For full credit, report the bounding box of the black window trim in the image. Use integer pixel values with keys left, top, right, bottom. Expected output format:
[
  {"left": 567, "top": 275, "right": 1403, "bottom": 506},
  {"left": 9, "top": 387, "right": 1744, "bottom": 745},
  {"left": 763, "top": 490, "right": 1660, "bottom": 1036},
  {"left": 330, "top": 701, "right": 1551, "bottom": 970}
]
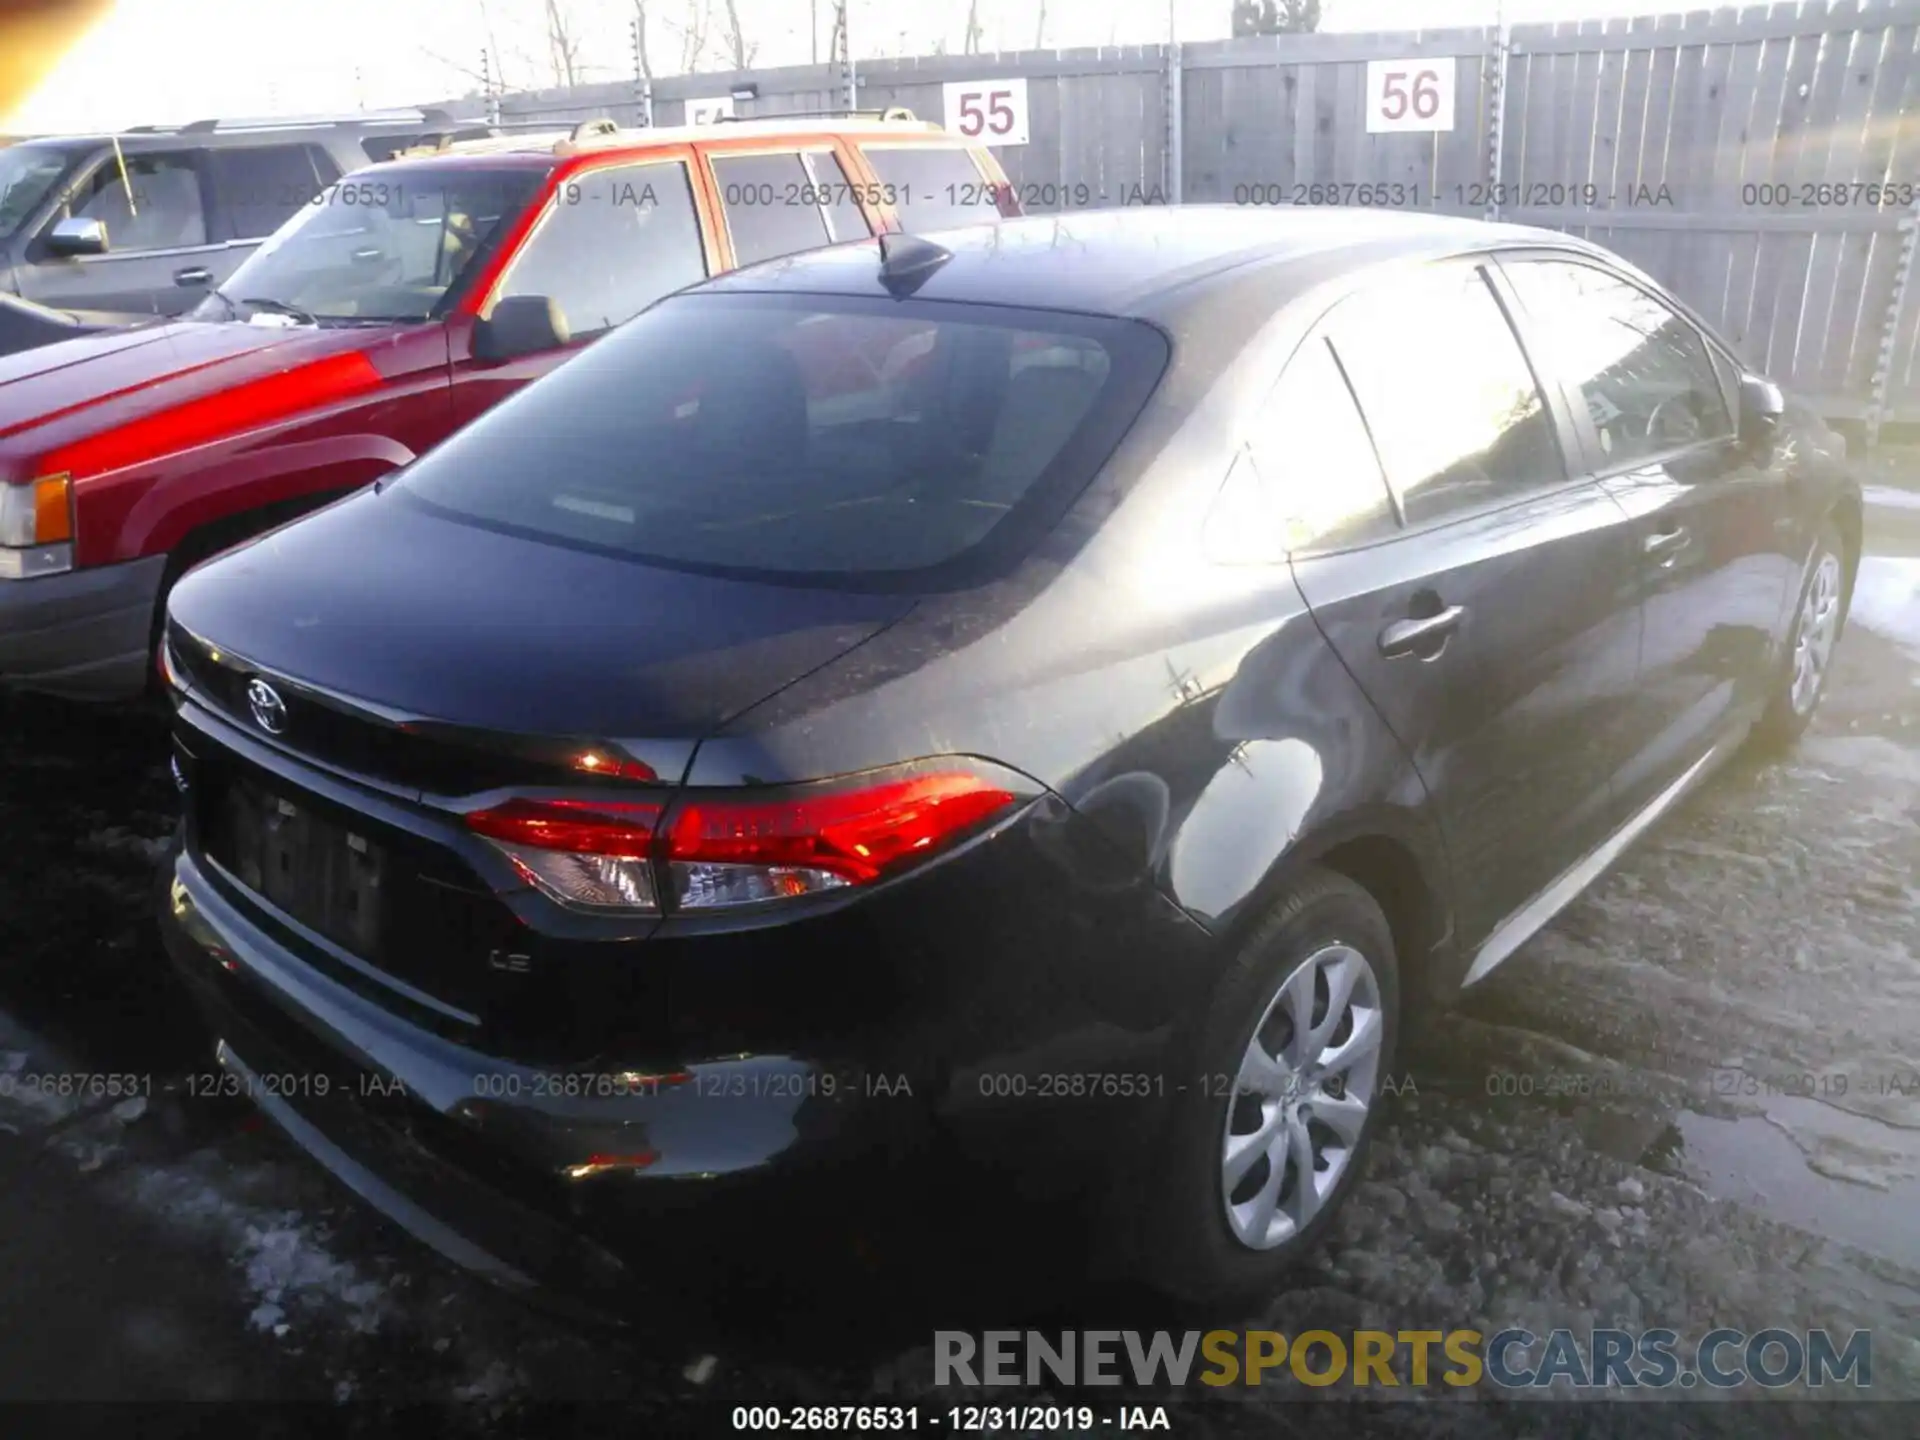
[
  {"left": 479, "top": 152, "right": 711, "bottom": 333},
  {"left": 1488, "top": 246, "right": 1742, "bottom": 483},
  {"left": 1276, "top": 251, "right": 1590, "bottom": 554}
]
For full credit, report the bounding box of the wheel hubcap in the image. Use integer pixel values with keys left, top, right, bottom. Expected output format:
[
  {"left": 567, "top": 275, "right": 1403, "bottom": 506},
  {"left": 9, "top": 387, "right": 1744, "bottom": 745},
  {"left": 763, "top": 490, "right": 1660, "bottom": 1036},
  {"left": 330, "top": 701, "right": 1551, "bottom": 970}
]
[
  {"left": 1220, "top": 942, "right": 1384, "bottom": 1251},
  {"left": 1789, "top": 552, "right": 1842, "bottom": 717}
]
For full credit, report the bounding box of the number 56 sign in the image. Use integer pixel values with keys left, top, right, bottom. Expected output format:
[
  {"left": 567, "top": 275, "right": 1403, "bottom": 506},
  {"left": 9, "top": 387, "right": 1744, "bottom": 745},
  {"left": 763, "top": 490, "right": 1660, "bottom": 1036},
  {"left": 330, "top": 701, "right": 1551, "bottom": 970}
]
[
  {"left": 942, "top": 78, "right": 1030, "bottom": 146},
  {"left": 1364, "top": 58, "right": 1456, "bottom": 133}
]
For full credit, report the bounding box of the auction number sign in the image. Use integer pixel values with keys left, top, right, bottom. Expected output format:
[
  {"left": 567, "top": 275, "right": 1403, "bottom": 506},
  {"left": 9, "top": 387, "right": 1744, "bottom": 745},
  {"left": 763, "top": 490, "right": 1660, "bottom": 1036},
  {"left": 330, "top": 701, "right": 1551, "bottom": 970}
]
[
  {"left": 686, "top": 96, "right": 735, "bottom": 125},
  {"left": 942, "top": 78, "right": 1030, "bottom": 146},
  {"left": 1364, "top": 58, "right": 1456, "bottom": 133}
]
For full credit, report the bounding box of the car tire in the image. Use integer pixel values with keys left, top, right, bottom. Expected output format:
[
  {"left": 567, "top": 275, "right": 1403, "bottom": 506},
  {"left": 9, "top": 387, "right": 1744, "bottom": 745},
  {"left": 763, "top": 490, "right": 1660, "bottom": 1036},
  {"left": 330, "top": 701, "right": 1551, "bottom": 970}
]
[
  {"left": 1753, "top": 522, "right": 1847, "bottom": 751},
  {"left": 1133, "top": 867, "right": 1400, "bottom": 1306}
]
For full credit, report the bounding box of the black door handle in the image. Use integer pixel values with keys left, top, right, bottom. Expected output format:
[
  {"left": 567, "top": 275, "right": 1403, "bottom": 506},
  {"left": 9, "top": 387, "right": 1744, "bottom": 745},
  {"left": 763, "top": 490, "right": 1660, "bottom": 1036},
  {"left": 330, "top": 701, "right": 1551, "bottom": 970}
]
[
  {"left": 174, "top": 266, "right": 212, "bottom": 286},
  {"left": 1379, "top": 604, "right": 1466, "bottom": 659}
]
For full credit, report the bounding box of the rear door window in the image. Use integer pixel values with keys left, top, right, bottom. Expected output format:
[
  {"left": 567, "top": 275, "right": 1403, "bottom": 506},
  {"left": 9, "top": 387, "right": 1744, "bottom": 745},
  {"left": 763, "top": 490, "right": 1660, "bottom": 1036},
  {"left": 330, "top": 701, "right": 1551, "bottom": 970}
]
[
  {"left": 207, "top": 144, "right": 339, "bottom": 240},
  {"left": 494, "top": 159, "right": 707, "bottom": 336},
  {"left": 394, "top": 292, "right": 1170, "bottom": 587},
  {"left": 1242, "top": 336, "right": 1398, "bottom": 553},
  {"left": 860, "top": 146, "right": 1001, "bottom": 232},
  {"left": 710, "top": 151, "right": 833, "bottom": 266}
]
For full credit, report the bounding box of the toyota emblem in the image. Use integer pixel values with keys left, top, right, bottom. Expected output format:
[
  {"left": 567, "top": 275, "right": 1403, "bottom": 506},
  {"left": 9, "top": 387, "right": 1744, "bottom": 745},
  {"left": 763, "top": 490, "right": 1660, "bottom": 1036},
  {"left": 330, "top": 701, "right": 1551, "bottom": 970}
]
[{"left": 246, "top": 678, "right": 289, "bottom": 735}]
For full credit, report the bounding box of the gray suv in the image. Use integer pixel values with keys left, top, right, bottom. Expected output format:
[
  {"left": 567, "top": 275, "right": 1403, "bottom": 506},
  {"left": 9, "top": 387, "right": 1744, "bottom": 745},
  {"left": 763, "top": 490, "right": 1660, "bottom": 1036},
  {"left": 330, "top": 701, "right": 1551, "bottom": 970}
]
[{"left": 0, "top": 109, "right": 490, "bottom": 355}]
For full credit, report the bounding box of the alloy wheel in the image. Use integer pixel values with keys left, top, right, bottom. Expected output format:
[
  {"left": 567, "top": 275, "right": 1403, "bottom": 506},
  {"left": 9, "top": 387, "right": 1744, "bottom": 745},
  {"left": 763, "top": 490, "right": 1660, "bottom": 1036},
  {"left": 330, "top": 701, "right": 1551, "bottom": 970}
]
[
  {"left": 1220, "top": 942, "right": 1384, "bottom": 1251},
  {"left": 1789, "top": 551, "right": 1842, "bottom": 717}
]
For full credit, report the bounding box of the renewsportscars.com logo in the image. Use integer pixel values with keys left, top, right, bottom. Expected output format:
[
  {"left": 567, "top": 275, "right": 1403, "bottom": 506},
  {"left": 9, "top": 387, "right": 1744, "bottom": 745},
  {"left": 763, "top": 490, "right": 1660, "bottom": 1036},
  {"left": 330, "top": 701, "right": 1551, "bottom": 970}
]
[{"left": 933, "top": 1328, "right": 1873, "bottom": 1390}]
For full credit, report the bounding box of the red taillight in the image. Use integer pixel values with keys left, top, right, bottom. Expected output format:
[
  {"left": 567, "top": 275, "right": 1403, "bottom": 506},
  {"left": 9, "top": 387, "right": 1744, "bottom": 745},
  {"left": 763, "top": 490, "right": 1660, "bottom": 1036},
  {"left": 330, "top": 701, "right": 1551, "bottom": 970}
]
[
  {"left": 662, "top": 772, "right": 1015, "bottom": 886},
  {"left": 464, "top": 797, "right": 664, "bottom": 857},
  {"left": 460, "top": 765, "right": 1025, "bottom": 914}
]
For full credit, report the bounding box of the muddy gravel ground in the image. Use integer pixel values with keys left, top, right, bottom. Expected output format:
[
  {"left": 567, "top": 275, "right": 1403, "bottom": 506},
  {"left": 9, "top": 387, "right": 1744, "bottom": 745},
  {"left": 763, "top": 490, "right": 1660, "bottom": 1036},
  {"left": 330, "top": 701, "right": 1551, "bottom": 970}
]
[{"left": 2, "top": 484, "right": 1918, "bottom": 1437}]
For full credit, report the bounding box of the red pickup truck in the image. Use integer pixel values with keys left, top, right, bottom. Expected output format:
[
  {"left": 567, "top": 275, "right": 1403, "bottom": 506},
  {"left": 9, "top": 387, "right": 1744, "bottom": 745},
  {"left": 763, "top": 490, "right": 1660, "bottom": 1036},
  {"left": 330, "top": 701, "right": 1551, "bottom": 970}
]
[{"left": 0, "top": 113, "right": 1013, "bottom": 700}]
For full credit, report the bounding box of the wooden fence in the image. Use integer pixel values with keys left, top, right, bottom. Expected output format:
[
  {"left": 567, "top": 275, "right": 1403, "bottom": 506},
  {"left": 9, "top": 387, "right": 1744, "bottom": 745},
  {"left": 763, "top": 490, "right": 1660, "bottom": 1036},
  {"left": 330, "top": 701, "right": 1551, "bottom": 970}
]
[{"left": 426, "top": 0, "right": 1920, "bottom": 438}]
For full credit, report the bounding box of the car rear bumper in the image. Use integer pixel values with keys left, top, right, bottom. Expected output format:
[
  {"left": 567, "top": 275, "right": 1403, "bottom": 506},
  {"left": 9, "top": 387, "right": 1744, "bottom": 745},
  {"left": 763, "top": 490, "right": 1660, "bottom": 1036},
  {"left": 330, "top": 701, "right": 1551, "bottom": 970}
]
[
  {"left": 158, "top": 845, "right": 941, "bottom": 1309},
  {"left": 0, "top": 553, "right": 166, "bottom": 701}
]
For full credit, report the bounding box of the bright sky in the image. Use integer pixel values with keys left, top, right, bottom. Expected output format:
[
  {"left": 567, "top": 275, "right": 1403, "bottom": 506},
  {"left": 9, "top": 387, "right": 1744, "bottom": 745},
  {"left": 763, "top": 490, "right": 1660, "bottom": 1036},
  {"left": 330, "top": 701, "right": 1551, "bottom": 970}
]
[{"left": 7, "top": 0, "right": 1661, "bottom": 133}]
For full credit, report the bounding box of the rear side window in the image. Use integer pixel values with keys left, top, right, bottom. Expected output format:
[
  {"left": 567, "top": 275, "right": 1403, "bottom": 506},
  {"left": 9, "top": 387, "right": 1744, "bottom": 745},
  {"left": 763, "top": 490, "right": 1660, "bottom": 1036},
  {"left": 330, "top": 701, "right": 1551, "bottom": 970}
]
[
  {"left": 1245, "top": 336, "right": 1397, "bottom": 552},
  {"left": 207, "top": 144, "right": 338, "bottom": 239},
  {"left": 1502, "top": 259, "right": 1735, "bottom": 467},
  {"left": 1328, "top": 265, "right": 1563, "bottom": 527},
  {"left": 495, "top": 160, "right": 707, "bottom": 336},
  {"left": 712, "top": 152, "right": 834, "bottom": 266},
  {"left": 394, "top": 292, "right": 1169, "bottom": 588},
  {"left": 860, "top": 147, "right": 1001, "bottom": 232}
]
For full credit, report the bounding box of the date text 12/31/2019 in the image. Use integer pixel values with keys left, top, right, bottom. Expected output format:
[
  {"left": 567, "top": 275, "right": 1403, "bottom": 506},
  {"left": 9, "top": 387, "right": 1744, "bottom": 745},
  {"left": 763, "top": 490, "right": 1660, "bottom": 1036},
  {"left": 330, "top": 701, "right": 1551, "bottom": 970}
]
[
  {"left": 731, "top": 1405, "right": 1173, "bottom": 1431},
  {"left": 1223, "top": 181, "right": 1678, "bottom": 210}
]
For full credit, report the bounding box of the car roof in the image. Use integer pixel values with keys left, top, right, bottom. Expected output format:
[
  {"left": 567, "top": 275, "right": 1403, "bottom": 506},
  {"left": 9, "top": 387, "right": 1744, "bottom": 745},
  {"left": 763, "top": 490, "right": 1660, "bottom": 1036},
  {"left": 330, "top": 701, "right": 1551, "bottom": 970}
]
[
  {"left": 696, "top": 205, "right": 1590, "bottom": 322},
  {"left": 19, "top": 114, "right": 451, "bottom": 151},
  {"left": 391, "top": 115, "right": 957, "bottom": 162}
]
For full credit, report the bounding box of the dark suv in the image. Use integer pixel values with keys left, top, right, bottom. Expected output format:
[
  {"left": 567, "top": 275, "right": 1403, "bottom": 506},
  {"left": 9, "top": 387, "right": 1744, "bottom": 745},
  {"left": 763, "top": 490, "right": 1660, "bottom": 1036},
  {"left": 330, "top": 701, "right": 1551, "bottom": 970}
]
[{"left": 0, "top": 109, "right": 482, "bottom": 351}]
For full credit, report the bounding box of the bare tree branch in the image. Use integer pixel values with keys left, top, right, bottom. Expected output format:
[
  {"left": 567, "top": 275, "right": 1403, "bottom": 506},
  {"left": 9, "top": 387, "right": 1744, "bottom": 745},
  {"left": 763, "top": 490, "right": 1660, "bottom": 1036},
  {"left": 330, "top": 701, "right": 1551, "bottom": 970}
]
[
  {"left": 964, "top": 0, "right": 982, "bottom": 55},
  {"left": 678, "top": 0, "right": 712, "bottom": 74},
  {"left": 721, "top": 0, "right": 753, "bottom": 70},
  {"left": 633, "top": 0, "right": 654, "bottom": 80},
  {"left": 418, "top": 45, "right": 492, "bottom": 88},
  {"left": 1035, "top": 0, "right": 1047, "bottom": 48},
  {"left": 544, "top": 0, "right": 582, "bottom": 87}
]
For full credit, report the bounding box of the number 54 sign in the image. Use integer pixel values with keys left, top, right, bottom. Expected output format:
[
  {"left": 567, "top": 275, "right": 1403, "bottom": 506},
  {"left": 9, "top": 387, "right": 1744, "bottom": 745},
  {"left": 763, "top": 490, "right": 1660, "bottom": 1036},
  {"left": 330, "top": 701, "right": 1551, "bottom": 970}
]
[
  {"left": 942, "top": 78, "right": 1029, "bottom": 146},
  {"left": 1365, "top": 58, "right": 1456, "bottom": 133}
]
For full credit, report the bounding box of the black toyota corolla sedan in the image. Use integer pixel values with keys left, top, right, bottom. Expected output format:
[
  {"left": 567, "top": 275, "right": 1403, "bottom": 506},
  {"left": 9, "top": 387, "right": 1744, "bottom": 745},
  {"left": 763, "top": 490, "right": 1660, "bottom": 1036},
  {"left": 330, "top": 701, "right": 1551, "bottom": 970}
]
[{"left": 157, "top": 206, "right": 1858, "bottom": 1307}]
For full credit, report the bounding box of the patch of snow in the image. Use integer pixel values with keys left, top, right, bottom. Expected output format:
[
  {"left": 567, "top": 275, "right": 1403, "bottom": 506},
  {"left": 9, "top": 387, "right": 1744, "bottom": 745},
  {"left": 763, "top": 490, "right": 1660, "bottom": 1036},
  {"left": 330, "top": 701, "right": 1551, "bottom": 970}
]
[
  {"left": 1863, "top": 485, "right": 1920, "bottom": 513},
  {"left": 1849, "top": 556, "right": 1920, "bottom": 658},
  {"left": 119, "top": 1162, "right": 390, "bottom": 1338}
]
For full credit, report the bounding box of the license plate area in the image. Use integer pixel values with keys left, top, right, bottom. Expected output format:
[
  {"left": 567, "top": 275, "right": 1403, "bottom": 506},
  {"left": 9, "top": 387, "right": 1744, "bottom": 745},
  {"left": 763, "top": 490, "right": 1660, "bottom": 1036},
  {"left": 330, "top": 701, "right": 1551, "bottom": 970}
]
[{"left": 217, "top": 774, "right": 387, "bottom": 959}]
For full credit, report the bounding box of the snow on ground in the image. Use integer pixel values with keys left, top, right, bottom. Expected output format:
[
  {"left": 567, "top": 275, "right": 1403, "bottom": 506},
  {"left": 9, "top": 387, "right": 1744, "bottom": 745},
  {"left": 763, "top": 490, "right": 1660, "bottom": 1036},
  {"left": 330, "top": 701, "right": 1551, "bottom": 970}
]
[
  {"left": 1849, "top": 556, "right": 1920, "bottom": 659},
  {"left": 1863, "top": 485, "right": 1920, "bottom": 514}
]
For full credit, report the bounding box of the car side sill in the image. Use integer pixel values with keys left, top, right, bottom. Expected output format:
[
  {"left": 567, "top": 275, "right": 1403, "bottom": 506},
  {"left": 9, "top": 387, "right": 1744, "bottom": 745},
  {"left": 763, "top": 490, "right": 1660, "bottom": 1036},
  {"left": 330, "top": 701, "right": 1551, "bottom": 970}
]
[{"left": 1460, "top": 731, "right": 1740, "bottom": 988}]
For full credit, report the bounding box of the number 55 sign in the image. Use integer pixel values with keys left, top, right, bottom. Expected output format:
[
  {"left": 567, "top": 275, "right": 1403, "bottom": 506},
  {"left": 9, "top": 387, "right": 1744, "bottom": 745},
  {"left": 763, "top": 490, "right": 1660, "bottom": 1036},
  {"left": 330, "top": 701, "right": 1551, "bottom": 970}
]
[
  {"left": 943, "top": 78, "right": 1030, "bottom": 146},
  {"left": 1365, "top": 59, "right": 1456, "bottom": 133}
]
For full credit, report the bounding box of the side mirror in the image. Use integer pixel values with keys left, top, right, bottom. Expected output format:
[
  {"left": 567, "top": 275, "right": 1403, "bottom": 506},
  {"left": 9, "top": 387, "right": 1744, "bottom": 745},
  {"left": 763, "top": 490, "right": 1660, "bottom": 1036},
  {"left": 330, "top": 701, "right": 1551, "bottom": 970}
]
[
  {"left": 46, "top": 216, "right": 108, "bottom": 257},
  {"left": 473, "top": 294, "right": 569, "bottom": 362},
  {"left": 1737, "top": 373, "right": 1785, "bottom": 451}
]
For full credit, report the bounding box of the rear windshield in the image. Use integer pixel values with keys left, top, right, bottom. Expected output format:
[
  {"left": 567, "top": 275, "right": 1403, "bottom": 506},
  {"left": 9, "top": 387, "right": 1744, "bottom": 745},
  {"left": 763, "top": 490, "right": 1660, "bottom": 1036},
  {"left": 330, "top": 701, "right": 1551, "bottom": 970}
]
[{"left": 393, "top": 291, "right": 1168, "bottom": 589}]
